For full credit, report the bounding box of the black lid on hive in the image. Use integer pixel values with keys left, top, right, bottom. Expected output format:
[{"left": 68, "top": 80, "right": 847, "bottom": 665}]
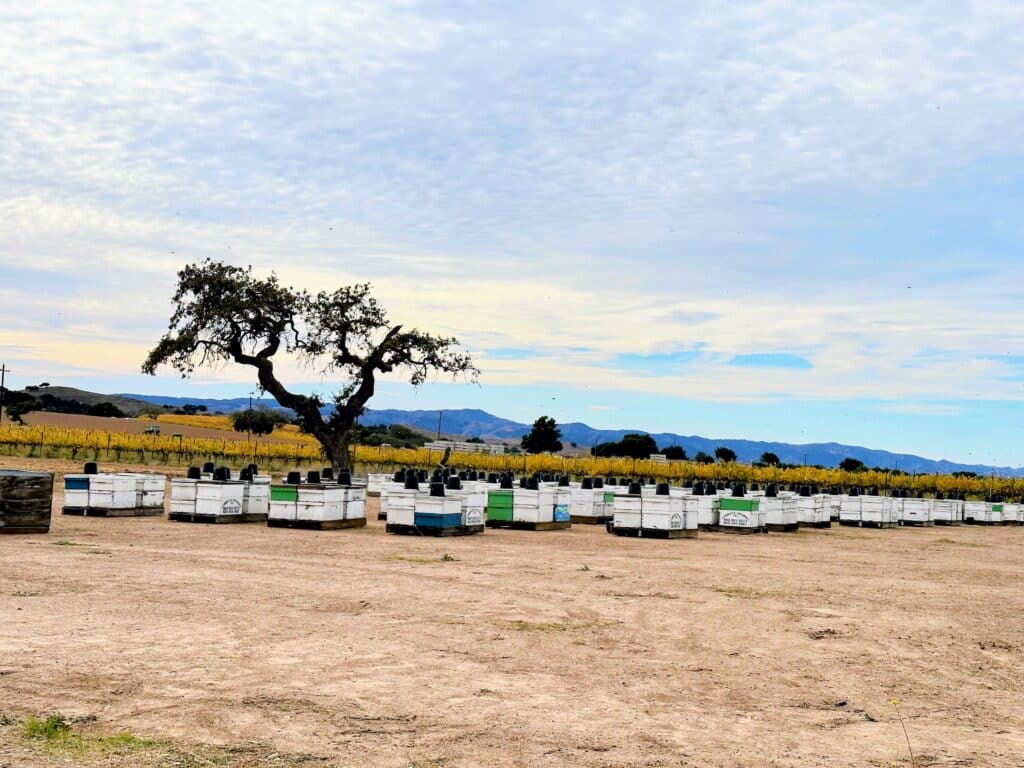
[
  {"left": 213, "top": 467, "right": 230, "bottom": 482},
  {"left": 606, "top": 477, "right": 617, "bottom": 486},
  {"left": 500, "top": 476, "right": 513, "bottom": 489},
  {"left": 732, "top": 483, "right": 745, "bottom": 497},
  {"left": 240, "top": 468, "right": 253, "bottom": 482},
  {"left": 203, "top": 462, "right": 215, "bottom": 473},
  {"left": 693, "top": 483, "right": 705, "bottom": 496},
  {"left": 581, "top": 477, "right": 593, "bottom": 490},
  {"left": 84, "top": 462, "right": 98, "bottom": 475},
  {"left": 765, "top": 484, "right": 777, "bottom": 498},
  {"left": 393, "top": 470, "right": 405, "bottom": 483},
  {"left": 321, "top": 467, "right": 334, "bottom": 480},
  {"left": 187, "top": 466, "right": 201, "bottom": 480},
  {"left": 429, "top": 481, "right": 445, "bottom": 497},
  {"left": 527, "top": 477, "right": 539, "bottom": 491},
  {"left": 306, "top": 470, "right": 321, "bottom": 485},
  {"left": 286, "top": 471, "right": 301, "bottom": 485},
  {"left": 404, "top": 475, "right": 419, "bottom": 490},
  {"left": 593, "top": 477, "right": 604, "bottom": 488},
  {"left": 446, "top": 476, "right": 462, "bottom": 491},
  {"left": 656, "top": 482, "right": 670, "bottom": 496},
  {"left": 558, "top": 475, "right": 570, "bottom": 487},
  {"left": 338, "top": 469, "right": 352, "bottom": 486},
  {"left": 488, "top": 472, "right": 499, "bottom": 483},
  {"left": 627, "top": 481, "right": 642, "bottom": 495},
  {"left": 519, "top": 477, "right": 529, "bottom": 488}
]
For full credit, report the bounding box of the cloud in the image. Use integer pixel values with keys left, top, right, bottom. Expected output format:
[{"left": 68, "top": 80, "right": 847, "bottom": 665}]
[
  {"left": 2, "top": 0, "right": 1024, "bottom": 429},
  {"left": 727, "top": 354, "right": 814, "bottom": 371}
]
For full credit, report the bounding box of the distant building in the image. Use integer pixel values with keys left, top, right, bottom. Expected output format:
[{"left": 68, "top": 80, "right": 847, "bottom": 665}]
[
  {"left": 424, "top": 440, "right": 504, "bottom": 456},
  {"left": 648, "top": 454, "right": 668, "bottom": 464}
]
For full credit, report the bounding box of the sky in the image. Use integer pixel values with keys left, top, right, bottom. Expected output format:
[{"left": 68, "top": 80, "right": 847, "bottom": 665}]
[{"left": 2, "top": 1, "right": 1024, "bottom": 465}]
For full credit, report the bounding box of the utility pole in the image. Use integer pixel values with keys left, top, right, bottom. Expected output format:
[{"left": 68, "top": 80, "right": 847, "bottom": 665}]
[
  {"left": 0, "top": 363, "right": 8, "bottom": 422},
  {"left": 247, "top": 391, "right": 254, "bottom": 442},
  {"left": 436, "top": 410, "right": 443, "bottom": 440}
]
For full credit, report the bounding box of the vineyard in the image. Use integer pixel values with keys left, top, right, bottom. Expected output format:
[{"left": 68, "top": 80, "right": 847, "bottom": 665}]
[{"left": 0, "top": 421, "right": 1019, "bottom": 498}]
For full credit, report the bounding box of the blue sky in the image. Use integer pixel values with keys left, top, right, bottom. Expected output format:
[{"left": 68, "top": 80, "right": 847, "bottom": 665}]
[{"left": 2, "top": 1, "right": 1024, "bottom": 464}]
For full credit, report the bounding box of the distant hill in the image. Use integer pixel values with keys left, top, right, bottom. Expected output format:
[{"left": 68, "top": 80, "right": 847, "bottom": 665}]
[
  {"left": 16, "top": 386, "right": 152, "bottom": 416},
  {"left": 116, "top": 392, "right": 1024, "bottom": 476}
]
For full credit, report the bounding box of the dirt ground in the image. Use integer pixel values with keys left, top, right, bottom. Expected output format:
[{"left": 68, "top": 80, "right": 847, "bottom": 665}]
[{"left": 2, "top": 457, "right": 1023, "bottom": 767}]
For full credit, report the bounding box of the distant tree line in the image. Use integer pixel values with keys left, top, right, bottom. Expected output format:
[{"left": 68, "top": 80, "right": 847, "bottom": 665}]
[{"left": 0, "top": 389, "right": 129, "bottom": 423}]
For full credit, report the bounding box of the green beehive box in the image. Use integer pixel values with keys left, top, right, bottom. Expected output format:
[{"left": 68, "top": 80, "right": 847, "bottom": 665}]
[
  {"left": 270, "top": 486, "right": 298, "bottom": 502},
  {"left": 993, "top": 503, "right": 1004, "bottom": 513},
  {"left": 719, "top": 498, "right": 759, "bottom": 512},
  {"left": 603, "top": 492, "right": 615, "bottom": 504},
  {"left": 487, "top": 490, "right": 513, "bottom": 522}
]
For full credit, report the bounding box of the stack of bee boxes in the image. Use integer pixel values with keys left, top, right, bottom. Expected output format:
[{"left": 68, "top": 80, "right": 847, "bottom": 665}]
[
  {"left": 610, "top": 482, "right": 696, "bottom": 538},
  {"left": 569, "top": 478, "right": 613, "bottom": 523},
  {"left": 268, "top": 469, "right": 366, "bottom": 530},
  {"left": 717, "top": 485, "right": 765, "bottom": 534},
  {"left": 795, "top": 486, "right": 831, "bottom": 528},
  {"left": 486, "top": 477, "right": 568, "bottom": 530},
  {"left": 964, "top": 498, "right": 1004, "bottom": 525},
  {"left": 930, "top": 494, "right": 963, "bottom": 525},
  {"left": 63, "top": 464, "right": 166, "bottom": 517},
  {"left": 898, "top": 492, "right": 933, "bottom": 526},
  {"left": 759, "top": 485, "right": 799, "bottom": 532}
]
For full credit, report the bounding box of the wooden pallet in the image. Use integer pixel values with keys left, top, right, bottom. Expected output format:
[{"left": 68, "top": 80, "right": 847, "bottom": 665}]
[
  {"left": 570, "top": 515, "right": 612, "bottom": 524},
  {"left": 933, "top": 520, "right": 961, "bottom": 526},
  {"left": 63, "top": 506, "right": 164, "bottom": 518},
  {"left": 697, "top": 524, "right": 719, "bottom": 532},
  {"left": 485, "top": 520, "right": 571, "bottom": 531},
  {"left": 799, "top": 521, "right": 832, "bottom": 529},
  {"left": 766, "top": 523, "right": 800, "bottom": 533},
  {"left": 0, "top": 525, "right": 50, "bottom": 535},
  {"left": 385, "top": 523, "right": 484, "bottom": 537},
  {"left": 377, "top": 512, "right": 388, "bottom": 521},
  {"left": 267, "top": 517, "right": 367, "bottom": 530},
  {"left": 717, "top": 526, "right": 765, "bottom": 535},
  {"left": 899, "top": 520, "right": 934, "bottom": 527},
  {"left": 608, "top": 526, "right": 696, "bottom": 539},
  {"left": 169, "top": 513, "right": 269, "bottom": 524}
]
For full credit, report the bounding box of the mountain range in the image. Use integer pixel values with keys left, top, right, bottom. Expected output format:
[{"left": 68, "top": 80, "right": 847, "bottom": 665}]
[{"left": 112, "top": 392, "right": 1024, "bottom": 477}]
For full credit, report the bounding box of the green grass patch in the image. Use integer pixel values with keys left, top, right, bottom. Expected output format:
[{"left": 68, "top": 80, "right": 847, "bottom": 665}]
[
  {"left": 21, "top": 715, "right": 156, "bottom": 757},
  {"left": 508, "top": 620, "right": 568, "bottom": 632},
  {"left": 24, "top": 715, "right": 73, "bottom": 742},
  {"left": 54, "top": 540, "right": 78, "bottom": 547}
]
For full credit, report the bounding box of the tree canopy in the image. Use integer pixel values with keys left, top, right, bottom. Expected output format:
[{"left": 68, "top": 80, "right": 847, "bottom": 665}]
[
  {"left": 759, "top": 451, "right": 780, "bottom": 465},
  {"left": 714, "top": 446, "right": 737, "bottom": 462},
  {"left": 143, "top": 261, "right": 477, "bottom": 468},
  {"left": 521, "top": 416, "right": 563, "bottom": 454}
]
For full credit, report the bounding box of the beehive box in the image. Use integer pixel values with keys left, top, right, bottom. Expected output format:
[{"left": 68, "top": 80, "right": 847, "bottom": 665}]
[
  {"left": 267, "top": 483, "right": 366, "bottom": 530},
  {"left": 900, "top": 498, "right": 932, "bottom": 526},
  {"left": 685, "top": 494, "right": 722, "bottom": 530},
  {"left": 859, "top": 495, "right": 897, "bottom": 527},
  {"left": 568, "top": 487, "right": 613, "bottom": 523},
  {"left": 63, "top": 473, "right": 151, "bottom": 516},
  {"left": 839, "top": 495, "right": 862, "bottom": 525},
  {"left": 611, "top": 493, "right": 643, "bottom": 529},
  {"left": 718, "top": 497, "right": 763, "bottom": 533},
  {"left": 366, "top": 473, "right": 389, "bottom": 497},
  {"left": 0, "top": 470, "right": 54, "bottom": 535},
  {"left": 170, "top": 479, "right": 266, "bottom": 523},
  {"left": 382, "top": 486, "right": 416, "bottom": 526},
  {"left": 796, "top": 495, "right": 830, "bottom": 528},
  {"left": 242, "top": 477, "right": 270, "bottom": 520},
  {"left": 761, "top": 496, "right": 799, "bottom": 532},
  {"left": 413, "top": 494, "right": 463, "bottom": 528},
  {"left": 930, "top": 498, "right": 961, "bottom": 525},
  {"left": 1001, "top": 502, "right": 1022, "bottom": 524},
  {"left": 964, "top": 501, "right": 1003, "bottom": 525},
  {"left": 611, "top": 493, "right": 695, "bottom": 538}
]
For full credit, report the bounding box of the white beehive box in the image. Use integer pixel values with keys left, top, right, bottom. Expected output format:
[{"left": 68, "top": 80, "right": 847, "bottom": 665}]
[
  {"left": 63, "top": 474, "right": 91, "bottom": 508},
  {"left": 414, "top": 494, "right": 462, "bottom": 517},
  {"left": 196, "top": 481, "right": 245, "bottom": 518},
  {"left": 90, "top": 474, "right": 138, "bottom": 510},
  {"left": 900, "top": 498, "right": 932, "bottom": 525},
  {"left": 930, "top": 498, "right": 959, "bottom": 524},
  {"left": 796, "top": 495, "right": 830, "bottom": 526},
  {"left": 513, "top": 488, "right": 556, "bottom": 524},
  {"left": 839, "top": 495, "right": 862, "bottom": 524},
  {"left": 685, "top": 495, "right": 721, "bottom": 528},
  {"left": 965, "top": 501, "right": 1003, "bottom": 524},
  {"left": 717, "top": 497, "right": 762, "bottom": 531},
  {"left": 612, "top": 494, "right": 643, "bottom": 529},
  {"left": 640, "top": 494, "right": 686, "bottom": 531},
  {"left": 383, "top": 486, "right": 417, "bottom": 526},
  {"left": 860, "top": 495, "right": 888, "bottom": 526},
  {"left": 243, "top": 478, "right": 270, "bottom": 517},
  {"left": 457, "top": 488, "right": 487, "bottom": 527},
  {"left": 366, "top": 473, "right": 389, "bottom": 496},
  {"left": 296, "top": 485, "right": 344, "bottom": 522},
  {"left": 761, "top": 496, "right": 799, "bottom": 530},
  {"left": 170, "top": 478, "right": 198, "bottom": 517},
  {"left": 1001, "top": 502, "right": 1021, "bottom": 524},
  {"left": 569, "top": 488, "right": 597, "bottom": 519}
]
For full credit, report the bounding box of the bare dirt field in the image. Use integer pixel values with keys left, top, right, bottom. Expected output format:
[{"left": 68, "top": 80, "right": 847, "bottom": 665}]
[{"left": 2, "top": 457, "right": 1023, "bottom": 767}]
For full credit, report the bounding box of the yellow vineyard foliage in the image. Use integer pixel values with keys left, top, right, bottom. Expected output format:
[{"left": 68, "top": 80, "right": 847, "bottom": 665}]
[{"left": 1, "top": 422, "right": 1018, "bottom": 497}]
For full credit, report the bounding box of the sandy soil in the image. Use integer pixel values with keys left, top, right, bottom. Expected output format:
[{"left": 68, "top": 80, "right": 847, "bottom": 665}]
[{"left": 2, "top": 457, "right": 1023, "bottom": 767}]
